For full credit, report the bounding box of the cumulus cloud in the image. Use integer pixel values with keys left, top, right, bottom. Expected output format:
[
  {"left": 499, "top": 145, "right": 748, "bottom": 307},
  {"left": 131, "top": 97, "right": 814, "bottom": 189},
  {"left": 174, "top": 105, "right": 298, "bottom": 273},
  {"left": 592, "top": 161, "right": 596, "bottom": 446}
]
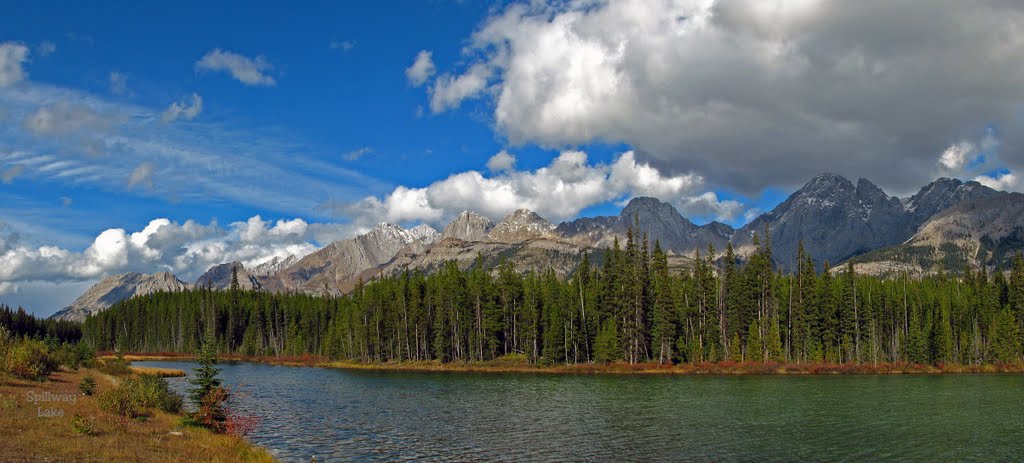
[
  {"left": 428, "top": 0, "right": 1024, "bottom": 193},
  {"left": 486, "top": 150, "right": 516, "bottom": 173},
  {"left": 0, "top": 282, "right": 16, "bottom": 295},
  {"left": 0, "top": 216, "right": 355, "bottom": 287},
  {"left": 406, "top": 50, "right": 436, "bottom": 87},
  {"left": 678, "top": 192, "right": 744, "bottom": 222},
  {"left": 127, "top": 162, "right": 155, "bottom": 190},
  {"left": 161, "top": 93, "right": 203, "bottom": 123},
  {"left": 196, "top": 49, "right": 276, "bottom": 86},
  {"left": 430, "top": 63, "right": 491, "bottom": 112},
  {"left": 343, "top": 150, "right": 704, "bottom": 226},
  {"left": 939, "top": 142, "right": 976, "bottom": 171},
  {"left": 975, "top": 171, "right": 1018, "bottom": 192},
  {"left": 0, "top": 42, "right": 29, "bottom": 86},
  {"left": 109, "top": 71, "right": 129, "bottom": 96}
]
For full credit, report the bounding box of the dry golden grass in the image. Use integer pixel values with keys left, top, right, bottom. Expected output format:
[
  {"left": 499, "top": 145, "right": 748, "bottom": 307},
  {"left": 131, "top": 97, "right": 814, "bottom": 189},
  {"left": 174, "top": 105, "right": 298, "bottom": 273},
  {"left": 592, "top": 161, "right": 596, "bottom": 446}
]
[
  {"left": 129, "top": 366, "right": 186, "bottom": 377},
  {"left": 0, "top": 368, "right": 277, "bottom": 463}
]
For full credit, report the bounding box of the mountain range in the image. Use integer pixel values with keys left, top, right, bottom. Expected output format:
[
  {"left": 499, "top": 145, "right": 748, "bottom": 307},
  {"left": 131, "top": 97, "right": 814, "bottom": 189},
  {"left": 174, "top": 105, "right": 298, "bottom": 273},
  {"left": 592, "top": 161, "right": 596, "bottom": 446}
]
[{"left": 50, "top": 173, "right": 1024, "bottom": 321}]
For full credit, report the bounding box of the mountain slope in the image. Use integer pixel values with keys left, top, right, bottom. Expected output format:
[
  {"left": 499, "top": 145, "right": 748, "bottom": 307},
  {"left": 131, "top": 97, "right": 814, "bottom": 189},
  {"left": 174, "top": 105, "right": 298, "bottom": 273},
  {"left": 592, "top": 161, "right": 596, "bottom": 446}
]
[
  {"left": 195, "top": 262, "right": 261, "bottom": 291},
  {"left": 441, "top": 211, "right": 495, "bottom": 241},
  {"left": 51, "top": 272, "right": 189, "bottom": 322},
  {"left": 487, "top": 209, "right": 558, "bottom": 243},
  {"left": 267, "top": 222, "right": 438, "bottom": 294},
  {"left": 848, "top": 192, "right": 1024, "bottom": 275},
  {"left": 557, "top": 197, "right": 734, "bottom": 254}
]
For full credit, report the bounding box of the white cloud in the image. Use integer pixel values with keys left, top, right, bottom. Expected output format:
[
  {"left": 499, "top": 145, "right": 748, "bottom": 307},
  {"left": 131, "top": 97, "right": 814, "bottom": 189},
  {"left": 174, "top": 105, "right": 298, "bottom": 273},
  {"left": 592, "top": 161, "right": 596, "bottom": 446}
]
[
  {"left": 0, "top": 281, "right": 16, "bottom": 295},
  {"left": 939, "top": 142, "right": 976, "bottom": 171},
  {"left": 196, "top": 49, "right": 276, "bottom": 86},
  {"left": 486, "top": 150, "right": 516, "bottom": 173},
  {"left": 406, "top": 50, "right": 436, "bottom": 87},
  {"left": 0, "top": 42, "right": 29, "bottom": 87},
  {"left": 1, "top": 83, "right": 385, "bottom": 219},
  {"left": 344, "top": 149, "right": 703, "bottom": 226},
  {"left": 975, "top": 171, "right": 1018, "bottom": 191},
  {"left": 127, "top": 162, "right": 155, "bottom": 190},
  {"left": 109, "top": 72, "right": 129, "bottom": 96},
  {"left": 36, "top": 41, "right": 56, "bottom": 57},
  {"left": 22, "top": 102, "right": 110, "bottom": 136},
  {"left": 0, "top": 215, "right": 356, "bottom": 288},
  {"left": 678, "top": 192, "right": 744, "bottom": 222},
  {"left": 430, "top": 63, "right": 491, "bottom": 112},
  {"left": 429, "top": 0, "right": 1024, "bottom": 193},
  {"left": 161, "top": 93, "right": 203, "bottom": 123}
]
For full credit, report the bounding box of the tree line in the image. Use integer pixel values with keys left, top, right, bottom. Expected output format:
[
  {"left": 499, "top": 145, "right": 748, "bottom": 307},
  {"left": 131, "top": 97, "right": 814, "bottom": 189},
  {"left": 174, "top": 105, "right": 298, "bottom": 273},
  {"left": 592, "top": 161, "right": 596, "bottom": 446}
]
[
  {"left": 81, "top": 227, "right": 1024, "bottom": 366},
  {"left": 0, "top": 305, "right": 82, "bottom": 344}
]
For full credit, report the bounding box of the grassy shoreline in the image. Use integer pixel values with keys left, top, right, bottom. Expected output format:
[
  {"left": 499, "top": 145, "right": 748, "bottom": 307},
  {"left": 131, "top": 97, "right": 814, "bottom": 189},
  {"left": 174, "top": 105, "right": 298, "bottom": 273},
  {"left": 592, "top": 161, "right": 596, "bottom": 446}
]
[
  {"left": 0, "top": 367, "right": 276, "bottom": 463},
  {"left": 105, "top": 351, "right": 1024, "bottom": 376}
]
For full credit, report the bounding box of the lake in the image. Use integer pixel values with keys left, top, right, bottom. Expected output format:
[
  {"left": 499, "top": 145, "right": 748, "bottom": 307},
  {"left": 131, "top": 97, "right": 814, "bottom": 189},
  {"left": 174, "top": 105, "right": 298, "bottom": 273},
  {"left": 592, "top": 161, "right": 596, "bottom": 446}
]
[{"left": 136, "top": 361, "right": 1024, "bottom": 462}]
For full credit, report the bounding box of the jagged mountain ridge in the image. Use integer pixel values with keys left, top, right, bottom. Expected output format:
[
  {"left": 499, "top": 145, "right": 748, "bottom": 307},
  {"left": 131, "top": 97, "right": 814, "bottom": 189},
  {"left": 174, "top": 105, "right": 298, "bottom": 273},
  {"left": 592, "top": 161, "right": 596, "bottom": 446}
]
[
  {"left": 51, "top": 272, "right": 190, "bottom": 322},
  {"left": 51, "top": 173, "right": 1022, "bottom": 319},
  {"left": 734, "top": 173, "right": 1001, "bottom": 271},
  {"left": 263, "top": 222, "right": 440, "bottom": 294}
]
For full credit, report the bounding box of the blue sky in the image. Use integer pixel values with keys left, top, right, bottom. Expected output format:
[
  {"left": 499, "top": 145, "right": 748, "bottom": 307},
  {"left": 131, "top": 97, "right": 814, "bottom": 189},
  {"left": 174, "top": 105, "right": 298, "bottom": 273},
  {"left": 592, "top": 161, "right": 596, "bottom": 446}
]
[{"left": 2, "top": 1, "right": 1023, "bottom": 315}]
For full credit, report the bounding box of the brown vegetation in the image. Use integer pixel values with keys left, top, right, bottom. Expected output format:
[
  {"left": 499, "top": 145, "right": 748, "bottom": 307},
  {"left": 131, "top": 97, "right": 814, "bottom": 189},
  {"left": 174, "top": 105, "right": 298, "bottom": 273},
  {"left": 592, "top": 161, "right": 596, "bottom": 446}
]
[{"left": 0, "top": 368, "right": 276, "bottom": 463}]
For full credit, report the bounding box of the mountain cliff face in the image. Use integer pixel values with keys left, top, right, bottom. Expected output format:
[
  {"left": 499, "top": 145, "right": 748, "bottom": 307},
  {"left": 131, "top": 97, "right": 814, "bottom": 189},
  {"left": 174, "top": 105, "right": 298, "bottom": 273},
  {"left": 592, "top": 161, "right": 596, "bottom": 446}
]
[
  {"left": 441, "top": 211, "right": 495, "bottom": 241},
  {"left": 51, "top": 272, "right": 189, "bottom": 322},
  {"left": 267, "top": 222, "right": 438, "bottom": 294},
  {"left": 195, "top": 261, "right": 261, "bottom": 291},
  {"left": 487, "top": 209, "right": 558, "bottom": 243}
]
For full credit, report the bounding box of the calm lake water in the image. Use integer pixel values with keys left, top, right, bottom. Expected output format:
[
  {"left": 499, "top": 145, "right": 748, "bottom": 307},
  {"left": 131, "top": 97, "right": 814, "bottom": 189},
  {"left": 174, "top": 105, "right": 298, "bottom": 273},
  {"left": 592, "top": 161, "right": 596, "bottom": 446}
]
[{"left": 136, "top": 360, "right": 1024, "bottom": 462}]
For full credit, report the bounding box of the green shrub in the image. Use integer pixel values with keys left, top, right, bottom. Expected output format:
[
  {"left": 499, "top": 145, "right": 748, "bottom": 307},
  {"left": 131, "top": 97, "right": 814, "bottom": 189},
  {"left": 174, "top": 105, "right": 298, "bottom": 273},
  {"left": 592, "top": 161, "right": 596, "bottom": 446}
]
[
  {"left": 134, "top": 375, "right": 183, "bottom": 413},
  {"left": 71, "top": 414, "right": 95, "bottom": 435},
  {"left": 97, "top": 375, "right": 183, "bottom": 417},
  {"left": 97, "top": 383, "right": 141, "bottom": 417},
  {"left": 79, "top": 375, "right": 96, "bottom": 396},
  {"left": 97, "top": 358, "right": 132, "bottom": 376},
  {"left": 51, "top": 342, "right": 96, "bottom": 370},
  {"left": 3, "top": 339, "right": 56, "bottom": 381}
]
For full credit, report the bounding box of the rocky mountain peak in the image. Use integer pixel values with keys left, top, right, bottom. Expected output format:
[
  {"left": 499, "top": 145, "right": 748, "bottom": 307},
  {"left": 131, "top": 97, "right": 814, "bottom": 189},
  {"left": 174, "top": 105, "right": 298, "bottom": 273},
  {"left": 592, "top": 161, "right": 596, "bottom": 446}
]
[
  {"left": 408, "top": 224, "right": 440, "bottom": 243},
  {"left": 905, "top": 177, "right": 999, "bottom": 223},
  {"left": 488, "top": 208, "right": 556, "bottom": 243},
  {"left": 441, "top": 211, "right": 495, "bottom": 241}
]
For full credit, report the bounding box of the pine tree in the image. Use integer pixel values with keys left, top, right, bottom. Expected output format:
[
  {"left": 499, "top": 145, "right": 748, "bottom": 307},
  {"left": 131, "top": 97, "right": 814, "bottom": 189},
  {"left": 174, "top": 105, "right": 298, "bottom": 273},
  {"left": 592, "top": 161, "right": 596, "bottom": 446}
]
[
  {"left": 594, "top": 318, "right": 620, "bottom": 363},
  {"left": 988, "top": 308, "right": 1022, "bottom": 364},
  {"left": 189, "top": 334, "right": 223, "bottom": 408}
]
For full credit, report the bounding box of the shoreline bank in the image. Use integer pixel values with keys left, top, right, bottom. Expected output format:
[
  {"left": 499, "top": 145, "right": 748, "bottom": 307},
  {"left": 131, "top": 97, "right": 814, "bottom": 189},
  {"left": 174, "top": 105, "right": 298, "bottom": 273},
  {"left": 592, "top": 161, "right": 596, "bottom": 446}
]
[{"left": 106, "top": 352, "right": 1024, "bottom": 376}]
